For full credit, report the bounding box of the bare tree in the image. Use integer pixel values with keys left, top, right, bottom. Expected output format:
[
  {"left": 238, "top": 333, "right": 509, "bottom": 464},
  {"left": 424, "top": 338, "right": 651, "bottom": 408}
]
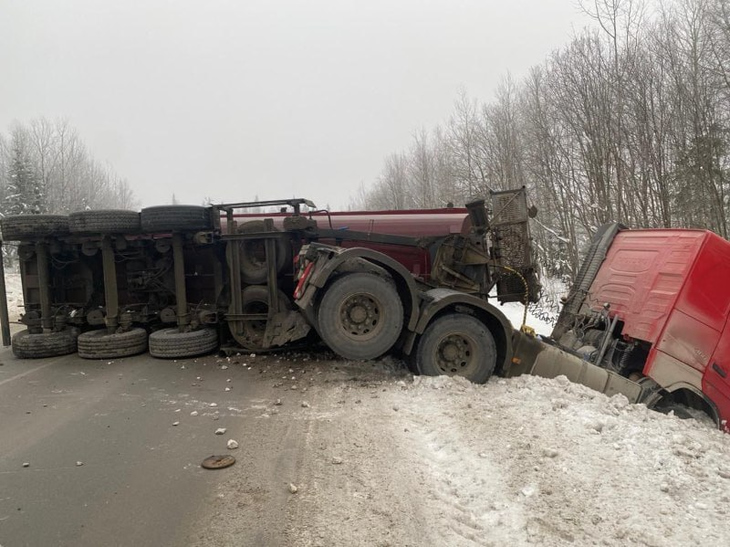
[{"left": 0, "top": 118, "right": 138, "bottom": 215}]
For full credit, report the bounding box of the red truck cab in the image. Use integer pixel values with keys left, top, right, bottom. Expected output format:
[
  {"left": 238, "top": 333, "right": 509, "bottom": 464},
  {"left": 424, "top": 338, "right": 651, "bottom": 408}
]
[{"left": 554, "top": 227, "right": 730, "bottom": 429}]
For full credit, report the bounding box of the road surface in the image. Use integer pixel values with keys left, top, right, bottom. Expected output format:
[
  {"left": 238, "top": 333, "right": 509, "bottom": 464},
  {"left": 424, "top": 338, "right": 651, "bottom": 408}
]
[{"left": 0, "top": 343, "right": 396, "bottom": 547}]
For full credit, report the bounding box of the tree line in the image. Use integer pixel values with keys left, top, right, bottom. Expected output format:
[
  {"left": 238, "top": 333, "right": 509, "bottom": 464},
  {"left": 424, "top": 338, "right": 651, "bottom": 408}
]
[
  {"left": 352, "top": 0, "right": 730, "bottom": 285},
  {"left": 0, "top": 118, "right": 137, "bottom": 220}
]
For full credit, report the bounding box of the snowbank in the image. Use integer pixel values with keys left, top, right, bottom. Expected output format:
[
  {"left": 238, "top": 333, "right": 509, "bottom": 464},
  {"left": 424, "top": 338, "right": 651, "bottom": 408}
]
[{"left": 390, "top": 374, "right": 730, "bottom": 545}]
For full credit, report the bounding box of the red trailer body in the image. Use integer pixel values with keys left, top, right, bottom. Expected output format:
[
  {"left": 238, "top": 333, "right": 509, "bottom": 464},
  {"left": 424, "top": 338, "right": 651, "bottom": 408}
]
[
  {"left": 231, "top": 208, "right": 470, "bottom": 281},
  {"left": 584, "top": 229, "right": 730, "bottom": 427},
  {"left": 234, "top": 208, "right": 469, "bottom": 236}
]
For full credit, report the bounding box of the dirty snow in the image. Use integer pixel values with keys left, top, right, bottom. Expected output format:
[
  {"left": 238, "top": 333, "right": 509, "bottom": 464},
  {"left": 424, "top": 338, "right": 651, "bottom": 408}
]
[
  {"left": 385, "top": 374, "right": 730, "bottom": 545},
  {"left": 193, "top": 356, "right": 730, "bottom": 546}
]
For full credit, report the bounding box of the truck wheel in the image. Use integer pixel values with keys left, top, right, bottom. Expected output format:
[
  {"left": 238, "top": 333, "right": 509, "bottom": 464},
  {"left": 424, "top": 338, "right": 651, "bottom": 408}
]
[
  {"left": 11, "top": 329, "right": 78, "bottom": 359},
  {"left": 416, "top": 315, "right": 497, "bottom": 383},
  {"left": 235, "top": 285, "right": 290, "bottom": 349},
  {"left": 317, "top": 272, "right": 403, "bottom": 360},
  {"left": 77, "top": 328, "right": 148, "bottom": 359},
  {"left": 140, "top": 205, "right": 213, "bottom": 233},
  {"left": 237, "top": 220, "right": 290, "bottom": 284},
  {"left": 149, "top": 327, "right": 218, "bottom": 358},
  {"left": 69, "top": 210, "right": 140, "bottom": 234},
  {"left": 0, "top": 214, "right": 70, "bottom": 241}
]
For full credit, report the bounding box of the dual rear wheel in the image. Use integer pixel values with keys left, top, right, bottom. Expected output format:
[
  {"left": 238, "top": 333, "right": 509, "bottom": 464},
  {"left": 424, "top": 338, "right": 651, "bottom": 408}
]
[{"left": 315, "top": 272, "right": 498, "bottom": 382}]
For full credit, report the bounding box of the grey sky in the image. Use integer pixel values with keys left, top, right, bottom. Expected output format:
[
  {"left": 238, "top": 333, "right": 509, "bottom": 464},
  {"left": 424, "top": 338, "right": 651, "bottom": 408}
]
[{"left": 1, "top": 0, "right": 587, "bottom": 210}]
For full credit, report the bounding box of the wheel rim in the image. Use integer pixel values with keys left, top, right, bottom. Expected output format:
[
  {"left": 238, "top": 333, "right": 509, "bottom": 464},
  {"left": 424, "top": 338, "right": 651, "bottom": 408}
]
[
  {"left": 338, "top": 293, "right": 382, "bottom": 341},
  {"left": 434, "top": 332, "right": 478, "bottom": 375}
]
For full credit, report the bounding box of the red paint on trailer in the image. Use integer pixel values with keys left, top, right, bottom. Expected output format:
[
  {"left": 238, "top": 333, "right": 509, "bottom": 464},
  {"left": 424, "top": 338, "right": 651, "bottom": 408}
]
[{"left": 227, "top": 208, "right": 470, "bottom": 281}]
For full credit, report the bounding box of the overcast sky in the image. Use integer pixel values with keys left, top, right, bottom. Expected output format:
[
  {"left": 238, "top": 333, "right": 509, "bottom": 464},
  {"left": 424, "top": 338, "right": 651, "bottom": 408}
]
[{"left": 0, "top": 0, "right": 588, "bottom": 210}]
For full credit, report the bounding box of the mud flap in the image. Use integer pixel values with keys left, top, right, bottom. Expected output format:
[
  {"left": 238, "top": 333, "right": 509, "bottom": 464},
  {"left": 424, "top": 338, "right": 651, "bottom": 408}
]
[
  {"left": 531, "top": 344, "right": 643, "bottom": 403},
  {"left": 264, "top": 310, "right": 312, "bottom": 348}
]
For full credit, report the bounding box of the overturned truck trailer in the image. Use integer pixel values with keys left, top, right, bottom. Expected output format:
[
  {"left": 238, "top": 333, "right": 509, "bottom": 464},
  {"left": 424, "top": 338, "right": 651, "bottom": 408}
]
[{"left": 0, "top": 189, "right": 540, "bottom": 382}]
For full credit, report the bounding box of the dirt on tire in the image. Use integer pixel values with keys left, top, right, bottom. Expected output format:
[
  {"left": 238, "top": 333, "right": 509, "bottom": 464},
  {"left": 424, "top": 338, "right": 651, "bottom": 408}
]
[
  {"left": 140, "top": 205, "right": 213, "bottom": 233},
  {"left": 0, "top": 214, "right": 70, "bottom": 241},
  {"left": 316, "top": 272, "right": 403, "bottom": 360},
  {"left": 148, "top": 327, "right": 218, "bottom": 358},
  {"left": 69, "top": 210, "right": 141, "bottom": 234},
  {"left": 11, "top": 329, "right": 78, "bottom": 359},
  {"left": 77, "top": 327, "right": 148, "bottom": 359}
]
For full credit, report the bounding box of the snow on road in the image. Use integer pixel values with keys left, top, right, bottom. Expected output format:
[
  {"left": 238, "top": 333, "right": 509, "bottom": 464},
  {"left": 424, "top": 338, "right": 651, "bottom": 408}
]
[
  {"left": 199, "top": 357, "right": 730, "bottom": 546},
  {"left": 288, "top": 370, "right": 730, "bottom": 546},
  {"left": 388, "top": 374, "right": 730, "bottom": 545}
]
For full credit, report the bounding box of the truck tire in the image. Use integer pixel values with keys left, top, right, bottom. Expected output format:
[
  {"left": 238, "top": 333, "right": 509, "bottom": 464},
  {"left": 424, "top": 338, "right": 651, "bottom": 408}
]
[
  {"left": 317, "top": 272, "right": 403, "bottom": 360},
  {"left": 11, "top": 329, "right": 78, "bottom": 359},
  {"left": 416, "top": 314, "right": 497, "bottom": 383},
  {"left": 77, "top": 328, "right": 148, "bottom": 359},
  {"left": 0, "top": 214, "right": 70, "bottom": 241},
  {"left": 149, "top": 327, "right": 218, "bottom": 358},
  {"left": 140, "top": 205, "right": 213, "bottom": 233},
  {"left": 69, "top": 210, "right": 140, "bottom": 234},
  {"left": 235, "top": 285, "right": 290, "bottom": 349},
  {"left": 237, "top": 220, "right": 290, "bottom": 284}
]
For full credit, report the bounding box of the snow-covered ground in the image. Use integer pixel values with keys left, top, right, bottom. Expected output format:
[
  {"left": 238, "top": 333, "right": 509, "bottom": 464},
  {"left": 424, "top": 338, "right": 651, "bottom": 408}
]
[
  {"left": 2, "top": 270, "right": 22, "bottom": 322},
  {"left": 198, "top": 356, "right": 730, "bottom": 546},
  {"left": 390, "top": 374, "right": 730, "bottom": 545}
]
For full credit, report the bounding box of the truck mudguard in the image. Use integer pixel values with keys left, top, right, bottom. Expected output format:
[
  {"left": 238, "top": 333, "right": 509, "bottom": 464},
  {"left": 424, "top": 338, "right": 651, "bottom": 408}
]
[{"left": 304, "top": 246, "right": 422, "bottom": 333}]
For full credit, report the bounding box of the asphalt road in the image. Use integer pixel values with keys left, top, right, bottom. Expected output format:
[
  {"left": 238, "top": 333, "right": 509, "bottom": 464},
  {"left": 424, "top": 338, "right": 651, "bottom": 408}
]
[{"left": 0, "top": 341, "right": 304, "bottom": 547}]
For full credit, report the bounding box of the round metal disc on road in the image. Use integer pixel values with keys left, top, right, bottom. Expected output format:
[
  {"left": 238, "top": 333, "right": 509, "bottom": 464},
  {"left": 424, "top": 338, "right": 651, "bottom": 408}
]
[{"left": 201, "top": 455, "right": 236, "bottom": 470}]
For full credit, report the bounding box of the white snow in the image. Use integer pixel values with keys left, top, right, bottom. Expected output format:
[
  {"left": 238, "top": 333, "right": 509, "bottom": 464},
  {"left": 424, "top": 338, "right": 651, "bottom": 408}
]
[
  {"left": 381, "top": 373, "right": 730, "bottom": 545},
  {"left": 499, "top": 300, "right": 554, "bottom": 336},
  {"left": 2, "top": 271, "right": 23, "bottom": 322},
  {"left": 493, "top": 275, "right": 566, "bottom": 337},
  {"left": 246, "top": 362, "right": 730, "bottom": 546}
]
